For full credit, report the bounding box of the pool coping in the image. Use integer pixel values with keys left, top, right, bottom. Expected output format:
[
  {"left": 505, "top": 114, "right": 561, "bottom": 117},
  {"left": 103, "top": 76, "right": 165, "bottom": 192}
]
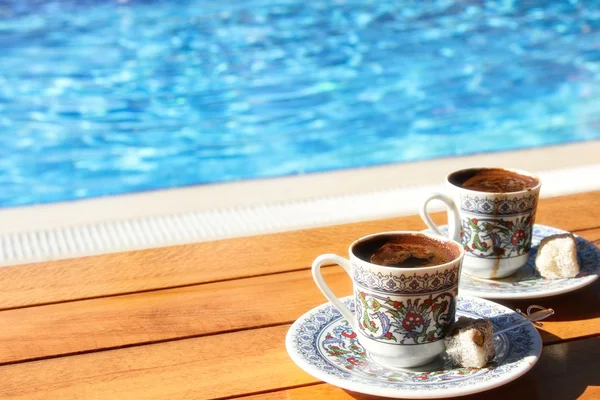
[{"left": 0, "top": 140, "right": 599, "bottom": 267}]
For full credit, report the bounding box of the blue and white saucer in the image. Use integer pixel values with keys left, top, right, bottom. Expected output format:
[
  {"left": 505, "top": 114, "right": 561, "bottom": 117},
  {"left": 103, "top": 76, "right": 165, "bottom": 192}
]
[
  {"left": 430, "top": 224, "right": 600, "bottom": 299},
  {"left": 286, "top": 296, "right": 542, "bottom": 399}
]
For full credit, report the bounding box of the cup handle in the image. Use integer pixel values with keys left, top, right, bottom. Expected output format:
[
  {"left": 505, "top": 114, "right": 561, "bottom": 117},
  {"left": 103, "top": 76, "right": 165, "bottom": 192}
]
[
  {"left": 312, "top": 254, "right": 358, "bottom": 332},
  {"left": 419, "top": 192, "right": 461, "bottom": 243}
]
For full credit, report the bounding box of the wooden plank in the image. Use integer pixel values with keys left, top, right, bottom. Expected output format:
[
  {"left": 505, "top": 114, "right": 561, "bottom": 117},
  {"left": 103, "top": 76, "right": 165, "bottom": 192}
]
[
  {"left": 0, "top": 267, "right": 351, "bottom": 364},
  {"left": 0, "top": 325, "right": 310, "bottom": 400},
  {"left": 0, "top": 326, "right": 598, "bottom": 400},
  {"left": 1, "top": 246, "right": 598, "bottom": 365},
  {"left": 0, "top": 191, "right": 599, "bottom": 309}
]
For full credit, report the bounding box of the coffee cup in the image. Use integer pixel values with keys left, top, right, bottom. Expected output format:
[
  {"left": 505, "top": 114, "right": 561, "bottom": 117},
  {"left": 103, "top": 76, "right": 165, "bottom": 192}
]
[
  {"left": 312, "top": 231, "right": 464, "bottom": 368},
  {"left": 420, "top": 167, "right": 541, "bottom": 279}
]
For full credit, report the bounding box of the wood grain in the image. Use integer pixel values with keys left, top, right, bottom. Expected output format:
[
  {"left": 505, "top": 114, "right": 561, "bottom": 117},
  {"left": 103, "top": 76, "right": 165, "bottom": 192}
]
[
  {"left": 0, "top": 325, "right": 598, "bottom": 400},
  {"left": 0, "top": 191, "right": 599, "bottom": 310},
  {"left": 0, "top": 267, "right": 351, "bottom": 364},
  {"left": 0, "top": 246, "right": 598, "bottom": 364},
  {"left": 0, "top": 325, "right": 310, "bottom": 400}
]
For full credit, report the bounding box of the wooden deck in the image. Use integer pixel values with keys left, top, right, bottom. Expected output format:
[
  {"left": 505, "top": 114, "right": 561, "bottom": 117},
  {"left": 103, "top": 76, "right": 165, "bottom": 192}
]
[{"left": 0, "top": 191, "right": 599, "bottom": 399}]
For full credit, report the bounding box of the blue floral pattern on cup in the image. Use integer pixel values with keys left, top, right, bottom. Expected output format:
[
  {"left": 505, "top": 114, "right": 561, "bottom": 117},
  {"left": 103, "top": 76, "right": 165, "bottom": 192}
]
[
  {"left": 460, "top": 215, "right": 534, "bottom": 258},
  {"left": 460, "top": 193, "right": 538, "bottom": 216},
  {"left": 352, "top": 264, "right": 460, "bottom": 295},
  {"left": 355, "top": 290, "right": 456, "bottom": 345}
]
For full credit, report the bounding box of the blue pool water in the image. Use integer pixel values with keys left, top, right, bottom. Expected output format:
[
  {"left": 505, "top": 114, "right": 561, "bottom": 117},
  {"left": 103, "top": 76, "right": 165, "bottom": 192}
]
[{"left": 2, "top": 0, "right": 600, "bottom": 207}]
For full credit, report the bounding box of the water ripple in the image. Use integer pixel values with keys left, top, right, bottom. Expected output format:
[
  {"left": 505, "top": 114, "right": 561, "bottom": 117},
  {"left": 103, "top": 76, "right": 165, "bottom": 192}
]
[{"left": 1, "top": 0, "right": 600, "bottom": 206}]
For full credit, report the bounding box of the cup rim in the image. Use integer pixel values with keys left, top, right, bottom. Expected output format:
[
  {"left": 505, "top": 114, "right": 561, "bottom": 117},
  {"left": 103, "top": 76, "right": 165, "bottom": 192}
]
[
  {"left": 348, "top": 231, "right": 465, "bottom": 271},
  {"left": 445, "top": 167, "right": 542, "bottom": 195}
]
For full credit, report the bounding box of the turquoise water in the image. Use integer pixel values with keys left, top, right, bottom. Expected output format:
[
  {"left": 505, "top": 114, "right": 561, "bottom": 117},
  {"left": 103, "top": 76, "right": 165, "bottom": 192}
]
[{"left": 1, "top": 0, "right": 600, "bottom": 206}]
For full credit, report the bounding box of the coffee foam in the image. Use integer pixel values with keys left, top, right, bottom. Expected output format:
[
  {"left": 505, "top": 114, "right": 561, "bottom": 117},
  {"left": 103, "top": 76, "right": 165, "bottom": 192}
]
[
  {"left": 450, "top": 168, "right": 539, "bottom": 193},
  {"left": 353, "top": 233, "right": 460, "bottom": 268}
]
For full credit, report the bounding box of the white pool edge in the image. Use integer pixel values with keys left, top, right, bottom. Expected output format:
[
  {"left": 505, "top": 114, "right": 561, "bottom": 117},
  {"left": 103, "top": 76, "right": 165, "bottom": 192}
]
[{"left": 0, "top": 141, "right": 599, "bottom": 267}]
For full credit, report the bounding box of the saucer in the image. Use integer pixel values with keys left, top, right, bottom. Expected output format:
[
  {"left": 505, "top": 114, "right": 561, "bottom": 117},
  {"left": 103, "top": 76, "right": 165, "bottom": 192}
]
[
  {"left": 286, "top": 296, "right": 542, "bottom": 399},
  {"left": 427, "top": 224, "right": 600, "bottom": 299}
]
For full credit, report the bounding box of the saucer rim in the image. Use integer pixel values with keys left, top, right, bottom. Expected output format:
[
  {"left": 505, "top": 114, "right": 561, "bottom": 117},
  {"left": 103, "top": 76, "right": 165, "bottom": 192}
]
[{"left": 286, "top": 295, "right": 542, "bottom": 399}]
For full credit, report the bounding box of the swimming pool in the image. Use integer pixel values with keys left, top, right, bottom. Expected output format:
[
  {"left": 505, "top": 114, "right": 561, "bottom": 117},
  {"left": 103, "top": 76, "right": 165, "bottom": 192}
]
[{"left": 2, "top": 0, "right": 600, "bottom": 207}]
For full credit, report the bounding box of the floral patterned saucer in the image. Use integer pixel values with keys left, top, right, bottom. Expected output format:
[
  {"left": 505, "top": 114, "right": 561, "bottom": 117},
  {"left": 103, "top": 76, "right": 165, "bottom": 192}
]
[
  {"left": 286, "top": 296, "right": 541, "bottom": 399},
  {"left": 430, "top": 224, "right": 600, "bottom": 299}
]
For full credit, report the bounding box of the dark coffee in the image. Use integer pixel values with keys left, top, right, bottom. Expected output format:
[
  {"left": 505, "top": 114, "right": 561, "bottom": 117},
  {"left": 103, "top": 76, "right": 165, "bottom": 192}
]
[
  {"left": 450, "top": 168, "right": 538, "bottom": 193},
  {"left": 354, "top": 234, "right": 458, "bottom": 268}
]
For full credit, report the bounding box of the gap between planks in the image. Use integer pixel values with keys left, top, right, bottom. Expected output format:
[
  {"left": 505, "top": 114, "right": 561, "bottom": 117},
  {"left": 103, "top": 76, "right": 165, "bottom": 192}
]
[{"left": 0, "top": 266, "right": 314, "bottom": 313}]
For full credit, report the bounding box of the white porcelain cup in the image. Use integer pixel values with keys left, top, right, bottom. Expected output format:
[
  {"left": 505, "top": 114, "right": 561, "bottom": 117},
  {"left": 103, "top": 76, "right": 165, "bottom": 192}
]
[
  {"left": 312, "top": 231, "right": 464, "bottom": 368},
  {"left": 420, "top": 167, "right": 541, "bottom": 279}
]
